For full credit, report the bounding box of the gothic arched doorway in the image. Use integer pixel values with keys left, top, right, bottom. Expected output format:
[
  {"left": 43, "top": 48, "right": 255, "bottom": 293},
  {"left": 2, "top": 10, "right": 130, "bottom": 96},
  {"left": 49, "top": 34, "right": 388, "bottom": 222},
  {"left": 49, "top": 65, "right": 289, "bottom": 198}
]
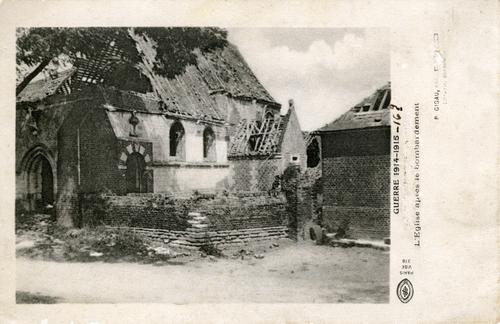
[
  {"left": 25, "top": 153, "right": 55, "bottom": 211},
  {"left": 126, "top": 152, "right": 146, "bottom": 193}
]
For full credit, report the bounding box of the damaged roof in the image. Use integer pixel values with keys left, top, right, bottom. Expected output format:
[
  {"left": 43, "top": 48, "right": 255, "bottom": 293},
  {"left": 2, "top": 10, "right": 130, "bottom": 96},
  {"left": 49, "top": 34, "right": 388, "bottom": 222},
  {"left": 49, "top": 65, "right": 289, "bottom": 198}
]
[
  {"left": 16, "top": 69, "right": 75, "bottom": 103},
  {"left": 16, "top": 29, "right": 279, "bottom": 122},
  {"left": 228, "top": 110, "right": 290, "bottom": 157},
  {"left": 318, "top": 83, "right": 391, "bottom": 132},
  {"left": 131, "top": 34, "right": 279, "bottom": 121}
]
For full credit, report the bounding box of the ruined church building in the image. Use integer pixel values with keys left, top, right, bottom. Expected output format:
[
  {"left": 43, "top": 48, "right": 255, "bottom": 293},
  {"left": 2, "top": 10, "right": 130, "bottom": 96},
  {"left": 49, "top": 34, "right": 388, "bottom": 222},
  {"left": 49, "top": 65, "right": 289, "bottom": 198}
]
[
  {"left": 16, "top": 29, "right": 390, "bottom": 244},
  {"left": 16, "top": 30, "right": 306, "bottom": 230}
]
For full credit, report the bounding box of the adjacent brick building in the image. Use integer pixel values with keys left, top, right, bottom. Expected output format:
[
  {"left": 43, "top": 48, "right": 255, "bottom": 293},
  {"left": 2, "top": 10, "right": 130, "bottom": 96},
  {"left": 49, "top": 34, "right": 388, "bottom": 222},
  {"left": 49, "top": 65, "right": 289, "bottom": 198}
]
[
  {"left": 15, "top": 29, "right": 306, "bottom": 227},
  {"left": 317, "top": 83, "right": 391, "bottom": 240}
]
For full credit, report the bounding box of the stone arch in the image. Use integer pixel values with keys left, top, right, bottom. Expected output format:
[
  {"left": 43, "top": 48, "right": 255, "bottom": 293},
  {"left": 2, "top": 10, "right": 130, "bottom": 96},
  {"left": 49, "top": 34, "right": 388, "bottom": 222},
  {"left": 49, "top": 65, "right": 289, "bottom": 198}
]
[
  {"left": 19, "top": 145, "right": 57, "bottom": 211},
  {"left": 117, "top": 143, "right": 152, "bottom": 193},
  {"left": 118, "top": 143, "right": 151, "bottom": 169}
]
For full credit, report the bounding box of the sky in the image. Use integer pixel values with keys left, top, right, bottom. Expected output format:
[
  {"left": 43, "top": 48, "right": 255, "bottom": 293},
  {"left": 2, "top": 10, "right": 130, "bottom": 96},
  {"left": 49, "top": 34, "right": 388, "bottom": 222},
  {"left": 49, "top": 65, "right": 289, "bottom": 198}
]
[{"left": 227, "top": 28, "right": 390, "bottom": 131}]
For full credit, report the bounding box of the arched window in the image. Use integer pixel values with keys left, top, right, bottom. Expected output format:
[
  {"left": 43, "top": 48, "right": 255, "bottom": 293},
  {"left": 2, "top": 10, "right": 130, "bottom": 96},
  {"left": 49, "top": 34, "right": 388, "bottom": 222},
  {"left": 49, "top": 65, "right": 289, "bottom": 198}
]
[
  {"left": 169, "top": 121, "right": 185, "bottom": 160},
  {"left": 203, "top": 127, "right": 216, "bottom": 161},
  {"left": 126, "top": 152, "right": 146, "bottom": 193}
]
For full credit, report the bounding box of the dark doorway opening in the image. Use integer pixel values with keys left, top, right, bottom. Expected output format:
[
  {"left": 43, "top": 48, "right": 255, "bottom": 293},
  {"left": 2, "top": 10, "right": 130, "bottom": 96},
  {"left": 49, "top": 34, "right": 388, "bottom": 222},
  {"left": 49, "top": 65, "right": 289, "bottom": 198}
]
[
  {"left": 306, "top": 138, "right": 320, "bottom": 168},
  {"left": 27, "top": 154, "right": 55, "bottom": 211},
  {"left": 126, "top": 152, "right": 146, "bottom": 193}
]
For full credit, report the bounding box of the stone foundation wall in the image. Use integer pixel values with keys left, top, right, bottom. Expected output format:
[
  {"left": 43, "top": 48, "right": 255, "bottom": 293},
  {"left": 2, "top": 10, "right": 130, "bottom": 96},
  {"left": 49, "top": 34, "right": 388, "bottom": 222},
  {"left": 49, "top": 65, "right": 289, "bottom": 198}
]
[{"left": 114, "top": 225, "right": 288, "bottom": 247}]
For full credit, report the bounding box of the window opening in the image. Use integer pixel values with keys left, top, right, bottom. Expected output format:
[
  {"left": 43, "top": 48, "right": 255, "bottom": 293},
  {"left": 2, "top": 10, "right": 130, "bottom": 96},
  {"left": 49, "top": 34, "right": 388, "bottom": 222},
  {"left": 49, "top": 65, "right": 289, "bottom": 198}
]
[
  {"left": 169, "top": 121, "right": 185, "bottom": 159},
  {"left": 203, "top": 127, "right": 216, "bottom": 161}
]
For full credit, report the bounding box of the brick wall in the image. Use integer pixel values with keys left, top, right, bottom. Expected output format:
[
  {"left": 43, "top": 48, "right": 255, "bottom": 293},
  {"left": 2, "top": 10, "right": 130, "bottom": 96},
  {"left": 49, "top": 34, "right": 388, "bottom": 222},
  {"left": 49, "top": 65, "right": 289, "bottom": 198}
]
[
  {"left": 320, "top": 127, "right": 390, "bottom": 240},
  {"left": 81, "top": 194, "right": 191, "bottom": 230},
  {"left": 79, "top": 107, "right": 124, "bottom": 194},
  {"left": 321, "top": 154, "right": 390, "bottom": 240},
  {"left": 322, "top": 154, "right": 390, "bottom": 208},
  {"left": 198, "top": 194, "right": 287, "bottom": 230},
  {"left": 229, "top": 158, "right": 281, "bottom": 192},
  {"left": 55, "top": 97, "right": 99, "bottom": 226},
  {"left": 322, "top": 206, "right": 389, "bottom": 239},
  {"left": 80, "top": 192, "right": 289, "bottom": 245}
]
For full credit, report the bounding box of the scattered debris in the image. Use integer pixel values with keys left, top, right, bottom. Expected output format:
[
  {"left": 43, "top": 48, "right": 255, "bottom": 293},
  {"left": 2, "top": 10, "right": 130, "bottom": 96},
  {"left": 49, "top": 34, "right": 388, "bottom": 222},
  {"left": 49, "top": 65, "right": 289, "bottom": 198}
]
[
  {"left": 66, "top": 229, "right": 83, "bottom": 238},
  {"left": 150, "top": 246, "right": 171, "bottom": 256},
  {"left": 199, "top": 243, "right": 224, "bottom": 258},
  {"left": 328, "top": 238, "right": 390, "bottom": 251},
  {"left": 16, "top": 240, "right": 35, "bottom": 250}
]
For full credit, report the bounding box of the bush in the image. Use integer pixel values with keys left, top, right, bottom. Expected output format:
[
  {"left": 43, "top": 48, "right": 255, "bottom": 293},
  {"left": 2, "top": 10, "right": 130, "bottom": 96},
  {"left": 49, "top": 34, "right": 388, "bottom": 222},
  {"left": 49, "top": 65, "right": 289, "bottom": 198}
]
[
  {"left": 92, "top": 228, "right": 150, "bottom": 259},
  {"left": 80, "top": 193, "right": 110, "bottom": 227}
]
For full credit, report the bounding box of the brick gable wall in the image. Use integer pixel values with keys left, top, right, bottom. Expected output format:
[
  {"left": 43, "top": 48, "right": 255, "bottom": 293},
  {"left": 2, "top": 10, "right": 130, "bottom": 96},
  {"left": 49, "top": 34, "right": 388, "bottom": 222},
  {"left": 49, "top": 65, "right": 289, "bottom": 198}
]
[{"left": 320, "top": 127, "right": 390, "bottom": 240}]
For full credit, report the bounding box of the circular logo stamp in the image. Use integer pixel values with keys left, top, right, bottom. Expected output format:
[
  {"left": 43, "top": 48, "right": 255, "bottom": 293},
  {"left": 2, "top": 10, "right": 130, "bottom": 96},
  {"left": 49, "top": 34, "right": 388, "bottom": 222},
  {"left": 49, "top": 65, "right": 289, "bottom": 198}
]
[{"left": 396, "top": 278, "right": 414, "bottom": 303}]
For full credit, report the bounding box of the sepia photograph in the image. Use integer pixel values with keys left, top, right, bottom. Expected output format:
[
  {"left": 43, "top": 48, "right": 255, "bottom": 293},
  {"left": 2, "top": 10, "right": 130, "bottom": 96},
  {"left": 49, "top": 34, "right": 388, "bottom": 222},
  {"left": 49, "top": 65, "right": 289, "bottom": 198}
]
[
  {"left": 1, "top": 0, "right": 498, "bottom": 322},
  {"left": 14, "top": 26, "right": 391, "bottom": 304}
]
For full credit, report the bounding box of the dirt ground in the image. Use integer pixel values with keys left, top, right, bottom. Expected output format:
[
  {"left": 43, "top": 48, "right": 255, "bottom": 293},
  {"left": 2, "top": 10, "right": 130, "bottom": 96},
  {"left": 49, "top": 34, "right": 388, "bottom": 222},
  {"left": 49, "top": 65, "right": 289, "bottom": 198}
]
[{"left": 17, "top": 239, "right": 389, "bottom": 303}]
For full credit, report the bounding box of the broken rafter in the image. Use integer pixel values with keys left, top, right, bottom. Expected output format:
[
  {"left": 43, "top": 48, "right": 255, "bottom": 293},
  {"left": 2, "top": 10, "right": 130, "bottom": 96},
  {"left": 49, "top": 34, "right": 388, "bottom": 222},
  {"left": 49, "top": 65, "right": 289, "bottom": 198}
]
[{"left": 228, "top": 116, "right": 284, "bottom": 157}]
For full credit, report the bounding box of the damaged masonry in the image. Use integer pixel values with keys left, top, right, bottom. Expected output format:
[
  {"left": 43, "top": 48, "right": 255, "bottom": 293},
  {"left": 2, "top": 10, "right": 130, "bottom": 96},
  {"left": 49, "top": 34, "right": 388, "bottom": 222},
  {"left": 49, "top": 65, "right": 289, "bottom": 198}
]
[
  {"left": 16, "top": 27, "right": 309, "bottom": 246},
  {"left": 16, "top": 27, "right": 389, "bottom": 248},
  {"left": 15, "top": 27, "right": 391, "bottom": 304}
]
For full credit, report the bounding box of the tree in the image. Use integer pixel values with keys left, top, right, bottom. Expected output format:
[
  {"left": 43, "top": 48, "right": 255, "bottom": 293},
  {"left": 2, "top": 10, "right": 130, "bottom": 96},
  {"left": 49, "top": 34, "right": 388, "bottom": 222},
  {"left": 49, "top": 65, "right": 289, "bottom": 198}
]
[{"left": 16, "top": 27, "right": 228, "bottom": 95}]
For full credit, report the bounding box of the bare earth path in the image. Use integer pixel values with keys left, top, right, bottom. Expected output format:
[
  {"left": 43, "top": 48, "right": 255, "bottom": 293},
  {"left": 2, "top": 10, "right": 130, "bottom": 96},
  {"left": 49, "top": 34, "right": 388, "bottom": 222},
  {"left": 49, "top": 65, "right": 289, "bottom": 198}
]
[{"left": 17, "top": 241, "right": 389, "bottom": 303}]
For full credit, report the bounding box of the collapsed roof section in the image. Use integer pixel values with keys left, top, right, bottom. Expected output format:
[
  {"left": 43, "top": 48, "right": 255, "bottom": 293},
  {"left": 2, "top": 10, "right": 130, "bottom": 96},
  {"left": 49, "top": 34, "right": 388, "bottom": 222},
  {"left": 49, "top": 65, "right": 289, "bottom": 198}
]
[
  {"left": 303, "top": 131, "right": 317, "bottom": 147},
  {"left": 228, "top": 110, "right": 290, "bottom": 157},
  {"left": 318, "top": 83, "right": 391, "bottom": 132},
  {"left": 131, "top": 32, "right": 279, "bottom": 122},
  {"left": 16, "top": 28, "right": 280, "bottom": 124},
  {"left": 16, "top": 69, "right": 75, "bottom": 103}
]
